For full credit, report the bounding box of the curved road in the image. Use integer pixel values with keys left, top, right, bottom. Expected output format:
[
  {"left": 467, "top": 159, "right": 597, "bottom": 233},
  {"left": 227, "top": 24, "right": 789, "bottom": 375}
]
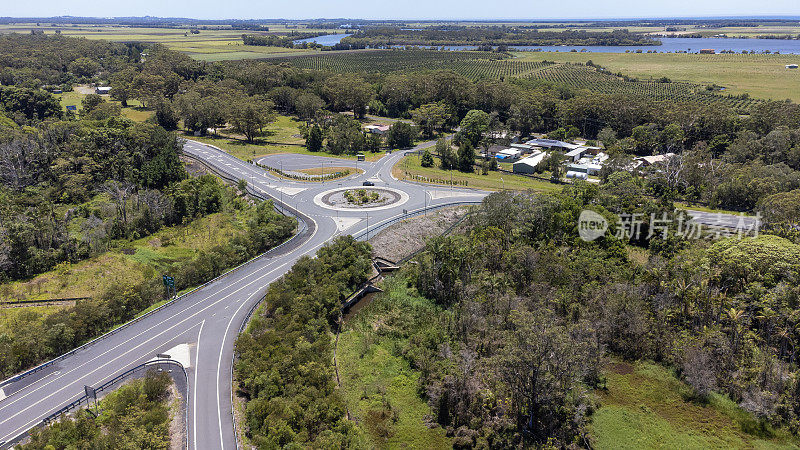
[{"left": 0, "top": 139, "right": 487, "bottom": 449}]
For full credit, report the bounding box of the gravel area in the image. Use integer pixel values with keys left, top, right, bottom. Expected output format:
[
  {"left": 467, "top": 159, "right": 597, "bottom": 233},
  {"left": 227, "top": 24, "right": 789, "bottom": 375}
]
[{"left": 368, "top": 206, "right": 471, "bottom": 262}]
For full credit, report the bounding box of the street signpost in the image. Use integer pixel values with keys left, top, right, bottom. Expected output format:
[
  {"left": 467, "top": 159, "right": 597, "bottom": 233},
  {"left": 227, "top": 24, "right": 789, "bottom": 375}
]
[{"left": 162, "top": 275, "right": 175, "bottom": 297}]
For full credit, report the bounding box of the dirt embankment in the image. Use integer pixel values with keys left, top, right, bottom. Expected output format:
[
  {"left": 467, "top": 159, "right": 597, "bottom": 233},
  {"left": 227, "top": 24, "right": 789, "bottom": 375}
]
[{"left": 368, "top": 206, "right": 471, "bottom": 262}]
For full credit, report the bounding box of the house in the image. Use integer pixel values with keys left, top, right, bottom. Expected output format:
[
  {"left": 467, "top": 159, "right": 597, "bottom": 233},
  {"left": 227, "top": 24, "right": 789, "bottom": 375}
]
[
  {"left": 483, "top": 144, "right": 510, "bottom": 158},
  {"left": 565, "top": 147, "right": 589, "bottom": 162},
  {"left": 513, "top": 152, "right": 547, "bottom": 174},
  {"left": 495, "top": 148, "right": 522, "bottom": 162},
  {"left": 525, "top": 139, "right": 580, "bottom": 151},
  {"left": 364, "top": 124, "right": 390, "bottom": 135},
  {"left": 699, "top": 49, "right": 715, "bottom": 54},
  {"left": 636, "top": 153, "right": 676, "bottom": 167},
  {"left": 787, "top": 64, "right": 799, "bottom": 69},
  {"left": 567, "top": 162, "right": 602, "bottom": 177},
  {"left": 95, "top": 86, "right": 112, "bottom": 95}
]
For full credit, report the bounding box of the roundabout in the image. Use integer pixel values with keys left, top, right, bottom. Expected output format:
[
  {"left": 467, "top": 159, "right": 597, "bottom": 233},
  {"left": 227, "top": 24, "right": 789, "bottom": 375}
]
[{"left": 313, "top": 186, "right": 409, "bottom": 211}]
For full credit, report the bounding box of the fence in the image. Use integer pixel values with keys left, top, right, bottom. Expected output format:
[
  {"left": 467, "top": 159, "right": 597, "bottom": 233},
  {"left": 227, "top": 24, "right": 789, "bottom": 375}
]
[
  {"left": 351, "top": 200, "right": 483, "bottom": 242},
  {"left": 1, "top": 359, "right": 189, "bottom": 450},
  {"left": 0, "top": 146, "right": 315, "bottom": 400}
]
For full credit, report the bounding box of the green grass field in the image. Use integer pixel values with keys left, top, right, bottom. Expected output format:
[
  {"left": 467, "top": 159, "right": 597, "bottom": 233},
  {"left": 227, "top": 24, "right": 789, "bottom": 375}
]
[
  {"left": 590, "top": 360, "right": 800, "bottom": 449},
  {"left": 0, "top": 23, "right": 324, "bottom": 61},
  {"left": 337, "top": 277, "right": 451, "bottom": 449},
  {"left": 55, "top": 88, "right": 154, "bottom": 122},
  {"left": 516, "top": 51, "right": 800, "bottom": 102},
  {"left": 186, "top": 115, "right": 386, "bottom": 162},
  {"left": 393, "top": 154, "right": 561, "bottom": 192}
]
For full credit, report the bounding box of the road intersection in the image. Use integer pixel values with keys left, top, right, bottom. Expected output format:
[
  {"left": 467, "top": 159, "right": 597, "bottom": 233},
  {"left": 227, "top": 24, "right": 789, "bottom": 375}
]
[
  {"left": 0, "top": 139, "right": 486, "bottom": 449},
  {"left": 0, "top": 137, "right": 757, "bottom": 449}
]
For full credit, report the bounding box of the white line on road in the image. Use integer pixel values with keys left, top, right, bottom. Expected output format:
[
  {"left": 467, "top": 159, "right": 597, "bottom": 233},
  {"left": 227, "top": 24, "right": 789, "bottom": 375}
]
[{"left": 193, "top": 320, "right": 205, "bottom": 450}]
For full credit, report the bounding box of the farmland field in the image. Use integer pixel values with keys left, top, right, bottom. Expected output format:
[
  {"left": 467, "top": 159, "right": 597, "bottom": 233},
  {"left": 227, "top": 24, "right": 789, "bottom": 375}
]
[
  {"left": 516, "top": 51, "right": 800, "bottom": 102},
  {"left": 271, "top": 49, "right": 776, "bottom": 110},
  {"left": 0, "top": 23, "right": 320, "bottom": 61}
]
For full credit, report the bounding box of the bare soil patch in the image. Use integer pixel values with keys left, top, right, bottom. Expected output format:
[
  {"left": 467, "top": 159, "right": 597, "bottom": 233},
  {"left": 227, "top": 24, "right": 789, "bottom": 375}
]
[{"left": 368, "top": 206, "right": 471, "bottom": 262}]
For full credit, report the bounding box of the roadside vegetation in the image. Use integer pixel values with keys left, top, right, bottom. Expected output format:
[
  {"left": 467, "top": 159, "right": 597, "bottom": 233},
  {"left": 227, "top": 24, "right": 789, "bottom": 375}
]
[
  {"left": 20, "top": 370, "right": 176, "bottom": 449},
  {"left": 234, "top": 236, "right": 373, "bottom": 447}
]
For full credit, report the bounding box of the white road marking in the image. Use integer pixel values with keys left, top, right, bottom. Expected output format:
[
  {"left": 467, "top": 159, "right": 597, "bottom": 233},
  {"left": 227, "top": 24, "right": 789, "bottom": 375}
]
[
  {"left": 193, "top": 320, "right": 205, "bottom": 450},
  {"left": 0, "top": 262, "right": 291, "bottom": 442},
  {"left": 153, "top": 343, "right": 192, "bottom": 368},
  {"left": 333, "top": 217, "right": 361, "bottom": 231}
]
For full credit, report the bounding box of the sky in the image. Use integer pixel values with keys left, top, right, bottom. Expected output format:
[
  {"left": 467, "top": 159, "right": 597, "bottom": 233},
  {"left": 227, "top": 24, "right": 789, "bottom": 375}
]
[{"left": 2, "top": 0, "right": 799, "bottom": 20}]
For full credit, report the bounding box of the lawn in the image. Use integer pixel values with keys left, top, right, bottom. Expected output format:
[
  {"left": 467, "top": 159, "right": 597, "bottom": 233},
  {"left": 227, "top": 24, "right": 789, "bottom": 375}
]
[
  {"left": 515, "top": 51, "right": 800, "bottom": 102},
  {"left": 393, "top": 154, "right": 562, "bottom": 192},
  {"left": 337, "top": 277, "right": 451, "bottom": 449},
  {"left": 56, "top": 89, "right": 154, "bottom": 122},
  {"left": 186, "top": 115, "right": 385, "bottom": 162},
  {"left": 589, "top": 359, "right": 800, "bottom": 449}
]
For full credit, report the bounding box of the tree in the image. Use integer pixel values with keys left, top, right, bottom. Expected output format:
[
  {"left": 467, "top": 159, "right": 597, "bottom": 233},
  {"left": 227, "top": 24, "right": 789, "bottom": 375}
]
[
  {"left": 597, "top": 127, "right": 618, "bottom": 147},
  {"left": 230, "top": 97, "right": 276, "bottom": 143},
  {"left": 385, "top": 122, "right": 416, "bottom": 149},
  {"left": 495, "top": 309, "right": 595, "bottom": 444},
  {"left": 153, "top": 99, "right": 179, "bottom": 130},
  {"left": 437, "top": 138, "right": 457, "bottom": 170},
  {"left": 109, "top": 67, "right": 137, "bottom": 107},
  {"left": 410, "top": 102, "right": 452, "bottom": 138},
  {"left": 81, "top": 94, "right": 105, "bottom": 113},
  {"left": 326, "top": 116, "right": 366, "bottom": 155},
  {"left": 660, "top": 123, "right": 685, "bottom": 153},
  {"left": 421, "top": 150, "right": 434, "bottom": 167},
  {"left": 459, "top": 109, "right": 491, "bottom": 148},
  {"left": 322, "top": 74, "right": 373, "bottom": 119},
  {"left": 295, "top": 93, "right": 325, "bottom": 121},
  {"left": 457, "top": 141, "right": 475, "bottom": 173},
  {"left": 68, "top": 57, "right": 100, "bottom": 78},
  {"left": 306, "top": 124, "right": 323, "bottom": 152}
]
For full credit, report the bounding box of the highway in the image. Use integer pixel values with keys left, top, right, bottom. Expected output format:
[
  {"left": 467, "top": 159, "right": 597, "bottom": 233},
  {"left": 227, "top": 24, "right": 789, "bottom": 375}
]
[
  {"left": 0, "top": 137, "right": 757, "bottom": 448},
  {"left": 0, "top": 139, "right": 486, "bottom": 449}
]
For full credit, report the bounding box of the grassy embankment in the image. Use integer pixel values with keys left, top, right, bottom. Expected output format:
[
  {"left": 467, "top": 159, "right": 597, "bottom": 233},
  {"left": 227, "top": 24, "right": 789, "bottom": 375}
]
[
  {"left": 590, "top": 360, "right": 800, "bottom": 449},
  {"left": 337, "top": 277, "right": 451, "bottom": 449},
  {"left": 0, "top": 209, "right": 245, "bottom": 333},
  {"left": 516, "top": 51, "right": 800, "bottom": 103}
]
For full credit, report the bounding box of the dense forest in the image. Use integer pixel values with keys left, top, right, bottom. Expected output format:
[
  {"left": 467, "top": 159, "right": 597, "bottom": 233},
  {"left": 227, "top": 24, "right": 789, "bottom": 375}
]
[{"left": 341, "top": 27, "right": 659, "bottom": 47}]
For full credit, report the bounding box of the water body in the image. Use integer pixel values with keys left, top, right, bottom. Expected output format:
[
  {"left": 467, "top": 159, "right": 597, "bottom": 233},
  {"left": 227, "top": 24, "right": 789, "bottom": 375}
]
[
  {"left": 293, "top": 33, "right": 352, "bottom": 46},
  {"left": 394, "top": 38, "right": 800, "bottom": 54}
]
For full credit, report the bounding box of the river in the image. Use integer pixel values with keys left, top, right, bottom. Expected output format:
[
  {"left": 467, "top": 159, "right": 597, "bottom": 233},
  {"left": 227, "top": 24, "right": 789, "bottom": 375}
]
[{"left": 299, "top": 34, "right": 800, "bottom": 54}]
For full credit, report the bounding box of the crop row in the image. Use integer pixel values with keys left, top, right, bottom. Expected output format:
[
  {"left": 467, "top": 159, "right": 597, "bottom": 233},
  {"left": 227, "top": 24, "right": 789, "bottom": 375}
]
[{"left": 527, "top": 64, "right": 761, "bottom": 112}]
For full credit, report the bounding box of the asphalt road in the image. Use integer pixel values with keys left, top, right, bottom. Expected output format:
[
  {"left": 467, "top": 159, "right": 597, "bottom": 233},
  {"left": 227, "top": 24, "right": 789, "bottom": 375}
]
[
  {"left": 0, "top": 138, "right": 756, "bottom": 448},
  {"left": 0, "top": 139, "right": 486, "bottom": 449}
]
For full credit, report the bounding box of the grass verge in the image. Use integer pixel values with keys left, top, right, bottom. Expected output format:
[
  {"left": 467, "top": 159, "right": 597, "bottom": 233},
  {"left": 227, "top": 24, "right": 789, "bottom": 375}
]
[
  {"left": 393, "top": 155, "right": 561, "bottom": 192},
  {"left": 589, "top": 359, "right": 800, "bottom": 449},
  {"left": 337, "top": 276, "right": 451, "bottom": 449}
]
